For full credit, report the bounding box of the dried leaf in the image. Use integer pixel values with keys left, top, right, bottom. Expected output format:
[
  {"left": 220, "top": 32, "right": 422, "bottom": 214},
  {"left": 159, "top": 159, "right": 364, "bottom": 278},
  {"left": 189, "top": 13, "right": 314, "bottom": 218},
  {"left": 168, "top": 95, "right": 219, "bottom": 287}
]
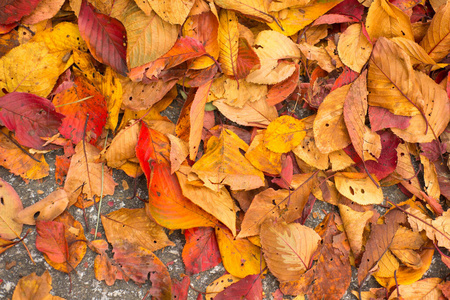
[
  {"left": 148, "top": 0, "right": 195, "bottom": 25},
  {"left": 218, "top": 9, "right": 239, "bottom": 77},
  {"left": 0, "top": 178, "right": 23, "bottom": 240},
  {"left": 338, "top": 23, "right": 373, "bottom": 73},
  {"left": 260, "top": 221, "right": 321, "bottom": 282},
  {"left": 11, "top": 270, "right": 64, "bottom": 300}
]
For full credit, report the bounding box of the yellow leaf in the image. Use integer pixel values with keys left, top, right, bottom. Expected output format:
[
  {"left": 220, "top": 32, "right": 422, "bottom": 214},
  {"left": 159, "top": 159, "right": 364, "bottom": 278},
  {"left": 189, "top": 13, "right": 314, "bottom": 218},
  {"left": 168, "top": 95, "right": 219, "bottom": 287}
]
[
  {"left": 205, "top": 274, "right": 241, "bottom": 298},
  {"left": 337, "top": 23, "right": 373, "bottom": 72},
  {"left": 97, "top": 68, "right": 123, "bottom": 130},
  {"left": 368, "top": 37, "right": 422, "bottom": 116},
  {"left": 373, "top": 249, "right": 400, "bottom": 278},
  {"left": 191, "top": 128, "right": 265, "bottom": 191},
  {"left": 105, "top": 122, "right": 141, "bottom": 170},
  {"left": 267, "top": 0, "right": 343, "bottom": 36},
  {"left": 210, "top": 77, "right": 267, "bottom": 108},
  {"left": 335, "top": 172, "right": 383, "bottom": 205},
  {"left": 329, "top": 149, "right": 355, "bottom": 171},
  {"left": 298, "top": 43, "right": 336, "bottom": 72},
  {"left": 214, "top": 0, "right": 273, "bottom": 22},
  {"left": 247, "top": 30, "right": 300, "bottom": 84},
  {"left": 0, "top": 22, "right": 86, "bottom": 97},
  {"left": 338, "top": 204, "right": 373, "bottom": 257},
  {"left": 215, "top": 226, "right": 266, "bottom": 278},
  {"left": 176, "top": 165, "right": 237, "bottom": 236},
  {"left": 246, "top": 130, "right": 282, "bottom": 175},
  {"left": 122, "top": 2, "right": 179, "bottom": 69},
  {"left": 293, "top": 115, "right": 329, "bottom": 170},
  {"left": 213, "top": 96, "right": 278, "bottom": 127},
  {"left": 313, "top": 84, "right": 352, "bottom": 153},
  {"left": 269, "top": 0, "right": 312, "bottom": 11},
  {"left": 395, "top": 143, "right": 422, "bottom": 198},
  {"left": 260, "top": 221, "right": 321, "bottom": 282},
  {"left": 148, "top": 0, "right": 195, "bottom": 25},
  {"left": 365, "top": 0, "right": 414, "bottom": 41},
  {"left": 264, "top": 115, "right": 306, "bottom": 154},
  {"left": 391, "top": 71, "right": 450, "bottom": 143},
  {"left": 218, "top": 9, "right": 239, "bottom": 77},
  {"left": 392, "top": 37, "right": 437, "bottom": 65},
  {"left": 419, "top": 1, "right": 450, "bottom": 62}
]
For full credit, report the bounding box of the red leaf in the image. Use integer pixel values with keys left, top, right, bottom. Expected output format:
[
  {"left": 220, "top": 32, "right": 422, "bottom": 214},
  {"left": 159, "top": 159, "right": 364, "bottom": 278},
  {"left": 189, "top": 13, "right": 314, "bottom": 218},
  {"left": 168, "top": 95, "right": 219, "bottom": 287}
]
[
  {"left": 434, "top": 161, "right": 450, "bottom": 200},
  {"left": 0, "top": 92, "right": 64, "bottom": 149},
  {"left": 344, "top": 130, "right": 400, "bottom": 180},
  {"left": 113, "top": 241, "right": 172, "bottom": 298},
  {"left": 35, "top": 221, "right": 68, "bottom": 264},
  {"left": 0, "top": 0, "right": 42, "bottom": 25},
  {"left": 182, "top": 227, "right": 221, "bottom": 275},
  {"left": 368, "top": 106, "right": 411, "bottom": 131},
  {"left": 327, "top": 0, "right": 365, "bottom": 19},
  {"left": 331, "top": 67, "right": 358, "bottom": 91},
  {"left": 214, "top": 274, "right": 263, "bottom": 300},
  {"left": 313, "top": 14, "right": 359, "bottom": 25},
  {"left": 144, "top": 37, "right": 208, "bottom": 80},
  {"left": 236, "top": 38, "right": 260, "bottom": 80},
  {"left": 172, "top": 276, "right": 190, "bottom": 300},
  {"left": 420, "top": 140, "right": 446, "bottom": 162},
  {"left": 266, "top": 63, "right": 300, "bottom": 106},
  {"left": 53, "top": 76, "right": 107, "bottom": 144},
  {"left": 78, "top": 0, "right": 127, "bottom": 75}
]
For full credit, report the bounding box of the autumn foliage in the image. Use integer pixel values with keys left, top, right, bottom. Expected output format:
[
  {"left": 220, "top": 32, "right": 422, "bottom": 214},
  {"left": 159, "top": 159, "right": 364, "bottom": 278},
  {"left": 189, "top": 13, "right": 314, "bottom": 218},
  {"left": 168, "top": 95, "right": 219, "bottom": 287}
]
[{"left": 2, "top": 0, "right": 450, "bottom": 299}]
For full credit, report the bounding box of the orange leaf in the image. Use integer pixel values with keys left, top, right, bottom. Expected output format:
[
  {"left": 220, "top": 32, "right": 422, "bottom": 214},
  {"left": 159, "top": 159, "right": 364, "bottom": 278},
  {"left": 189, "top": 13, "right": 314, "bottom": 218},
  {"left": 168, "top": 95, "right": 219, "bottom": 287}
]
[
  {"left": 11, "top": 270, "right": 64, "bottom": 300},
  {"left": 190, "top": 79, "right": 213, "bottom": 160},
  {"left": 334, "top": 172, "right": 383, "bottom": 205},
  {"left": 101, "top": 208, "right": 174, "bottom": 252},
  {"left": 264, "top": 115, "right": 306, "bottom": 154}
]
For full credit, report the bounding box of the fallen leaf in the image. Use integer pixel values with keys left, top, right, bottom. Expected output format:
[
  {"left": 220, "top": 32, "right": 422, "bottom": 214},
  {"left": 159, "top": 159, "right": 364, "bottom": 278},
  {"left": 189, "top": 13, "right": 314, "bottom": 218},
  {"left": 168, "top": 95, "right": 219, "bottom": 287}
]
[
  {"left": 11, "top": 270, "right": 65, "bottom": 300},
  {"left": 101, "top": 207, "right": 174, "bottom": 252},
  {"left": 260, "top": 220, "right": 321, "bottom": 282},
  {"left": 214, "top": 274, "right": 263, "bottom": 300},
  {"left": 35, "top": 220, "right": 68, "bottom": 264},
  {"left": 205, "top": 274, "right": 240, "bottom": 299},
  {"left": 217, "top": 9, "right": 239, "bottom": 77},
  {"left": 339, "top": 204, "right": 374, "bottom": 257},
  {"left": 335, "top": 172, "right": 383, "bottom": 205},
  {"left": 0, "top": 178, "right": 23, "bottom": 240},
  {"left": 264, "top": 115, "right": 306, "bottom": 154},
  {"left": 182, "top": 227, "right": 221, "bottom": 275},
  {"left": 14, "top": 189, "right": 68, "bottom": 225},
  {"left": 215, "top": 225, "right": 266, "bottom": 278},
  {"left": 191, "top": 128, "right": 265, "bottom": 191}
]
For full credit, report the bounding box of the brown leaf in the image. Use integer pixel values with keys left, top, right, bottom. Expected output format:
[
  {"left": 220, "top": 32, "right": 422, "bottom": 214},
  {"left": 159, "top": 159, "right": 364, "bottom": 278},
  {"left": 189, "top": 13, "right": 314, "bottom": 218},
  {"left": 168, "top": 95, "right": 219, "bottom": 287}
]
[
  {"left": 11, "top": 270, "right": 65, "bottom": 300},
  {"left": 0, "top": 178, "right": 23, "bottom": 240},
  {"left": 102, "top": 208, "right": 174, "bottom": 252}
]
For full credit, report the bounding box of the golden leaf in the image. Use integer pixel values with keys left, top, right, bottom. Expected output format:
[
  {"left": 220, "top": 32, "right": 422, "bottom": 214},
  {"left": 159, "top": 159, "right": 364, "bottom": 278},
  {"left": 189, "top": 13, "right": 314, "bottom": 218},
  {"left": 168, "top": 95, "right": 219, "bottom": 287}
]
[
  {"left": 218, "top": 9, "right": 239, "bottom": 77},
  {"left": 264, "top": 115, "right": 306, "bottom": 154},
  {"left": 335, "top": 172, "right": 383, "bottom": 205},
  {"left": 148, "top": 0, "right": 195, "bottom": 25},
  {"left": 191, "top": 129, "right": 265, "bottom": 191},
  {"left": 246, "top": 130, "right": 282, "bottom": 175},
  {"left": 365, "top": 0, "right": 414, "bottom": 41},
  {"left": 214, "top": 0, "right": 272, "bottom": 22}
]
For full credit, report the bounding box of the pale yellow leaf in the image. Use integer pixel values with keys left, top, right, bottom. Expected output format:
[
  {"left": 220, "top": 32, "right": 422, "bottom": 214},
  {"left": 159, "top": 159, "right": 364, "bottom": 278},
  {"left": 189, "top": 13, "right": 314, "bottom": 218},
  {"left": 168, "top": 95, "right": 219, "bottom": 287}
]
[
  {"left": 338, "top": 23, "right": 373, "bottom": 72},
  {"left": 339, "top": 204, "right": 373, "bottom": 256},
  {"left": 15, "top": 190, "right": 68, "bottom": 225},
  {"left": 335, "top": 172, "right": 383, "bottom": 205},
  {"left": 214, "top": 0, "right": 273, "bottom": 22},
  {"left": 392, "top": 37, "right": 437, "bottom": 65},
  {"left": 148, "top": 0, "right": 195, "bottom": 24}
]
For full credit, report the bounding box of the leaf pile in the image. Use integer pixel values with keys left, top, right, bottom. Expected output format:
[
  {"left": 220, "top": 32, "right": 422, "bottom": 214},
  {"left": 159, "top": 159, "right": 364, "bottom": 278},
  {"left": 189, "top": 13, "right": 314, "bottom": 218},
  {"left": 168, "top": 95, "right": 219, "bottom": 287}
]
[{"left": 1, "top": 0, "right": 450, "bottom": 299}]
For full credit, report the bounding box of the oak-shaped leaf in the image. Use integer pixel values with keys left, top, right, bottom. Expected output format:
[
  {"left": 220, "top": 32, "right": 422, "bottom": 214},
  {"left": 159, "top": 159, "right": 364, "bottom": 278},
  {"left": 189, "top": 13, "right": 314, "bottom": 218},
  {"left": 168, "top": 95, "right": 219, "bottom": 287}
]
[
  {"left": 78, "top": 0, "right": 127, "bottom": 75},
  {"left": 101, "top": 207, "right": 174, "bottom": 252},
  {"left": 191, "top": 128, "right": 265, "bottom": 191},
  {"left": 112, "top": 240, "right": 172, "bottom": 298},
  {"left": 260, "top": 220, "right": 321, "bottom": 282},
  {"left": 214, "top": 274, "right": 263, "bottom": 300},
  {"left": 11, "top": 270, "right": 65, "bottom": 300},
  {"left": 0, "top": 178, "right": 23, "bottom": 240},
  {"left": 182, "top": 227, "right": 221, "bottom": 275},
  {"left": 0, "top": 92, "right": 64, "bottom": 149}
]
